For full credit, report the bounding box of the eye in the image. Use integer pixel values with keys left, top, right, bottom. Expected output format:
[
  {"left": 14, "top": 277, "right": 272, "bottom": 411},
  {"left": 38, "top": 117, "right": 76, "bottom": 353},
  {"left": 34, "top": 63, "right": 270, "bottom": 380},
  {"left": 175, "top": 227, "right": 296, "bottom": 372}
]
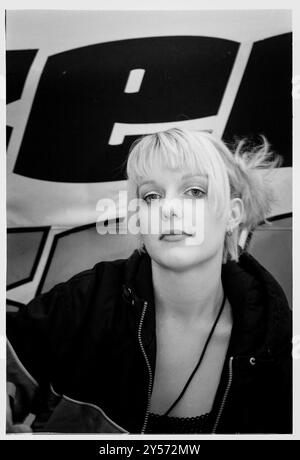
[
  {"left": 185, "top": 187, "right": 207, "bottom": 198},
  {"left": 143, "top": 192, "right": 161, "bottom": 204}
]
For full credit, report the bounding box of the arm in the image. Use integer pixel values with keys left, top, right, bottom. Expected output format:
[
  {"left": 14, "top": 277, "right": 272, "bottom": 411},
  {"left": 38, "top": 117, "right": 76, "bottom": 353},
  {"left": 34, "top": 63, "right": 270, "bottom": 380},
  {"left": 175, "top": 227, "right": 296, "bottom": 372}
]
[
  {"left": 7, "top": 279, "right": 89, "bottom": 429},
  {"left": 6, "top": 262, "right": 105, "bottom": 431},
  {"left": 6, "top": 338, "right": 39, "bottom": 432}
]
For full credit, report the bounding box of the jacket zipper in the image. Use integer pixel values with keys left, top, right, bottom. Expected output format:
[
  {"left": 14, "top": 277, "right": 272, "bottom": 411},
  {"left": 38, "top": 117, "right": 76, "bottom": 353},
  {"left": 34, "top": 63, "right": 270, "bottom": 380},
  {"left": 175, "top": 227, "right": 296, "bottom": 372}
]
[
  {"left": 136, "top": 295, "right": 234, "bottom": 434},
  {"left": 137, "top": 300, "right": 153, "bottom": 434},
  {"left": 212, "top": 356, "right": 234, "bottom": 433}
]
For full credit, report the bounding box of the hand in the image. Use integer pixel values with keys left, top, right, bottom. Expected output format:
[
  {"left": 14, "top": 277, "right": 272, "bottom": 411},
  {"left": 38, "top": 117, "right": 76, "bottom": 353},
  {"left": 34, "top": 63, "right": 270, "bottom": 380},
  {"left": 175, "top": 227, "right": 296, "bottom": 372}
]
[{"left": 6, "top": 393, "right": 32, "bottom": 433}]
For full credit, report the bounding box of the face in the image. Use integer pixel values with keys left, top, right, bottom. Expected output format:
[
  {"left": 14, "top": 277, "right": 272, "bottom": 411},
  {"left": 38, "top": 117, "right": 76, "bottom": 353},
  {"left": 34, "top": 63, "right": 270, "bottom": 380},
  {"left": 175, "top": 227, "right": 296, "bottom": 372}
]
[{"left": 137, "top": 164, "right": 228, "bottom": 271}]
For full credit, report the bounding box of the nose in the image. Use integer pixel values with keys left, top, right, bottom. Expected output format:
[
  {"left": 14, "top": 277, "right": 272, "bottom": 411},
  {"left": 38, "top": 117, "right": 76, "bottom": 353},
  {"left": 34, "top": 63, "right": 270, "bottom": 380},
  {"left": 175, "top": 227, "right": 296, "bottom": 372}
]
[{"left": 161, "top": 197, "right": 182, "bottom": 220}]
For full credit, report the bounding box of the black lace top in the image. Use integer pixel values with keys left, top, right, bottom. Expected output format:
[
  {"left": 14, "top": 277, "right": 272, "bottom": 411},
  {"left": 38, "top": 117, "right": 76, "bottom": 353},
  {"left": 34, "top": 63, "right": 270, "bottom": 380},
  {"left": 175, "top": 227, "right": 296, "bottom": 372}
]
[{"left": 145, "top": 411, "right": 212, "bottom": 434}]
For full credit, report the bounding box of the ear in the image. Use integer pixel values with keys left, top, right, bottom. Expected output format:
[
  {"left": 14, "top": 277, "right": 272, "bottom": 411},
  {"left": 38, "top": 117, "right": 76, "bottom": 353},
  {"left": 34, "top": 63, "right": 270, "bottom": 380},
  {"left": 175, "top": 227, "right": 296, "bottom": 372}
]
[{"left": 227, "top": 198, "right": 244, "bottom": 232}]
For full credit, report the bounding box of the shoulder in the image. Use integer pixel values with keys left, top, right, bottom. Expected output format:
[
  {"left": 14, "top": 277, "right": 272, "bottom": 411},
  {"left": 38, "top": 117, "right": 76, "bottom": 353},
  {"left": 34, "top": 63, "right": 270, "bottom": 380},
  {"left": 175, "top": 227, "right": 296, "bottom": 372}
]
[
  {"left": 8, "top": 251, "right": 137, "bottom": 336},
  {"left": 56, "top": 248, "right": 143, "bottom": 299},
  {"left": 223, "top": 250, "right": 291, "bottom": 356},
  {"left": 42, "top": 253, "right": 132, "bottom": 302}
]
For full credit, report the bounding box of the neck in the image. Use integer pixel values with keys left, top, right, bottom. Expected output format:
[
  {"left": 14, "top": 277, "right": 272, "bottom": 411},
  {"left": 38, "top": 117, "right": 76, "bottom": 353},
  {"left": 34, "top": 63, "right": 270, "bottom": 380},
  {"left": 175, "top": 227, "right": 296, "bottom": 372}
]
[{"left": 151, "top": 252, "right": 224, "bottom": 324}]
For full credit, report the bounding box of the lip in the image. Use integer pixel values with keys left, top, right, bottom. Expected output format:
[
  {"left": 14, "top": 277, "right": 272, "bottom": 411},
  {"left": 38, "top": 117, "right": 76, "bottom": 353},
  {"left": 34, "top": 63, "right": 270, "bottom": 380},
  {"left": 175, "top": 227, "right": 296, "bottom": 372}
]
[
  {"left": 161, "top": 234, "right": 188, "bottom": 242},
  {"left": 160, "top": 231, "right": 192, "bottom": 242}
]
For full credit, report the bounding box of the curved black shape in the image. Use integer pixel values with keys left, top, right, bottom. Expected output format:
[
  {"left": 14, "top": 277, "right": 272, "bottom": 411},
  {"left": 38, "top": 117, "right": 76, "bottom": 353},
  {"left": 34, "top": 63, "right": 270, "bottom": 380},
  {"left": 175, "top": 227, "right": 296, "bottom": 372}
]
[
  {"left": 223, "top": 33, "right": 292, "bottom": 166},
  {"left": 14, "top": 36, "right": 239, "bottom": 183}
]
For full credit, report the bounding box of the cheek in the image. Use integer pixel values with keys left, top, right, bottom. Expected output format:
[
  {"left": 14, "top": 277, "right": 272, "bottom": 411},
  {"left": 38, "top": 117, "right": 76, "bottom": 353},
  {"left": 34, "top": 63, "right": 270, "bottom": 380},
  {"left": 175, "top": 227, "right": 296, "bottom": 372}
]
[
  {"left": 187, "top": 200, "right": 226, "bottom": 249},
  {"left": 138, "top": 202, "right": 161, "bottom": 235},
  {"left": 204, "top": 212, "right": 227, "bottom": 247},
  {"left": 182, "top": 200, "right": 206, "bottom": 246}
]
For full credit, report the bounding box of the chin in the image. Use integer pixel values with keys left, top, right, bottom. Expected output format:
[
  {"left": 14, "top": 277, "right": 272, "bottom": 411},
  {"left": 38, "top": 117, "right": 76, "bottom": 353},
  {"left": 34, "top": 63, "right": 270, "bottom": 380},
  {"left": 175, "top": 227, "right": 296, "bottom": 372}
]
[{"left": 148, "top": 244, "right": 206, "bottom": 272}]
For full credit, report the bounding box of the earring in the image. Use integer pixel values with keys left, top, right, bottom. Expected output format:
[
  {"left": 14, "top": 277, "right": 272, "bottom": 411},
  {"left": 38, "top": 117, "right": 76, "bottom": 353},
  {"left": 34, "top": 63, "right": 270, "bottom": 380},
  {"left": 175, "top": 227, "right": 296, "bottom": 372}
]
[{"left": 226, "top": 227, "right": 233, "bottom": 237}]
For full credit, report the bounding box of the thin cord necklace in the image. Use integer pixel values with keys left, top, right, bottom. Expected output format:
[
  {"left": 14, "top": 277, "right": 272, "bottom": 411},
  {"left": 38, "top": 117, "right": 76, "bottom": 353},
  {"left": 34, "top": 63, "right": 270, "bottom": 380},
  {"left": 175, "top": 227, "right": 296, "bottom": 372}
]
[{"left": 163, "top": 292, "right": 227, "bottom": 417}]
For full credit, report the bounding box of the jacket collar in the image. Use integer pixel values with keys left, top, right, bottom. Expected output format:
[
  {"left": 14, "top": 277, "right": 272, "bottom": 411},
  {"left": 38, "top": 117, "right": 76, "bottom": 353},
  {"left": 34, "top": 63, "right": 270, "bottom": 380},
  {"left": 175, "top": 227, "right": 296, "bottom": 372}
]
[{"left": 122, "top": 249, "right": 291, "bottom": 360}]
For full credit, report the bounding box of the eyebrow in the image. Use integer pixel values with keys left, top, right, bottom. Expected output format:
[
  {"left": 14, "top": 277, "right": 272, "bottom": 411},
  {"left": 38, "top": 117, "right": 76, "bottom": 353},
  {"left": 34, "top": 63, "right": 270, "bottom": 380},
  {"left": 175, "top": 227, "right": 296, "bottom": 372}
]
[{"left": 138, "top": 173, "right": 208, "bottom": 189}]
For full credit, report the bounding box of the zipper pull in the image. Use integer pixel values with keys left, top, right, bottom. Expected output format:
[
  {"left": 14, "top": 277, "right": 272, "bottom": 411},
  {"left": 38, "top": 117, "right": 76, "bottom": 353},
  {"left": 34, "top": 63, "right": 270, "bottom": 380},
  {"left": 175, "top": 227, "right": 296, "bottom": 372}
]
[{"left": 123, "top": 285, "right": 135, "bottom": 304}]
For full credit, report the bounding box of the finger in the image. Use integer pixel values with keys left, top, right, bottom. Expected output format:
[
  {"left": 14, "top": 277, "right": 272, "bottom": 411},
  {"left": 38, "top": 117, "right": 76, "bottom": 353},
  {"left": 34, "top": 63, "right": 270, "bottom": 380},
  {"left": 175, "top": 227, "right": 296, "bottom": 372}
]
[{"left": 10, "top": 423, "right": 32, "bottom": 433}]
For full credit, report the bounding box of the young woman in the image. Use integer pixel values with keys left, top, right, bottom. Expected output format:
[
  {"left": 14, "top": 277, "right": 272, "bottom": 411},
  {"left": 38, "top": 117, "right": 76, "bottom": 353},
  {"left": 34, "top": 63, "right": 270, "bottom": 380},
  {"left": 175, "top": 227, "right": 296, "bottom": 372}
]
[{"left": 7, "top": 128, "right": 292, "bottom": 434}]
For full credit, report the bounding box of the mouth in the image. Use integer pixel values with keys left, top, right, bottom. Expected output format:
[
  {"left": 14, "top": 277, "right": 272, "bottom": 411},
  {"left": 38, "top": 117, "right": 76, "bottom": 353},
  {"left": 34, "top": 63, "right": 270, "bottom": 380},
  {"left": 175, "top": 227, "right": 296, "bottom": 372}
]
[{"left": 160, "top": 230, "right": 192, "bottom": 240}]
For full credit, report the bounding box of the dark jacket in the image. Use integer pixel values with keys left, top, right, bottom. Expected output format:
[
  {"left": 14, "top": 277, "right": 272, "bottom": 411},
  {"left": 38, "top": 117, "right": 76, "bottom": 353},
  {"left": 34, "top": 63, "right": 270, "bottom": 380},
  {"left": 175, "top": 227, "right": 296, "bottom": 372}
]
[{"left": 7, "top": 249, "right": 292, "bottom": 434}]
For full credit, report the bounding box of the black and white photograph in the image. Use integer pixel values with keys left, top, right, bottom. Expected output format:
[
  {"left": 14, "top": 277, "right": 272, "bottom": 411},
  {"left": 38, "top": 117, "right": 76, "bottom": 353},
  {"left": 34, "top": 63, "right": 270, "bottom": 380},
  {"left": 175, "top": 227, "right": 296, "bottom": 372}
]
[{"left": 4, "top": 6, "right": 294, "bottom": 438}]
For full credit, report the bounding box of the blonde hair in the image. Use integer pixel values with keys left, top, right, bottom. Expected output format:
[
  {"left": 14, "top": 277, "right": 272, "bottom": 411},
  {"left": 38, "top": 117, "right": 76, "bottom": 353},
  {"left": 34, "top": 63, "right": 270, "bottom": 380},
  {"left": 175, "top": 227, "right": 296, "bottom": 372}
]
[{"left": 126, "top": 128, "right": 281, "bottom": 263}]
